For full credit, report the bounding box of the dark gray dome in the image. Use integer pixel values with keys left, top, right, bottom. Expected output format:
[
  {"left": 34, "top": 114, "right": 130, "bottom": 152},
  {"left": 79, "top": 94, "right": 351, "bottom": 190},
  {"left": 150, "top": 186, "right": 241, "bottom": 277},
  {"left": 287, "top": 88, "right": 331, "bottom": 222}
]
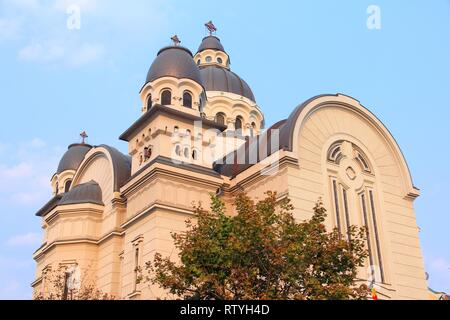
[
  {"left": 60, "top": 180, "right": 103, "bottom": 206},
  {"left": 200, "top": 66, "right": 256, "bottom": 102},
  {"left": 57, "top": 144, "right": 92, "bottom": 174},
  {"left": 146, "top": 46, "right": 203, "bottom": 85},
  {"left": 197, "top": 36, "right": 225, "bottom": 53}
]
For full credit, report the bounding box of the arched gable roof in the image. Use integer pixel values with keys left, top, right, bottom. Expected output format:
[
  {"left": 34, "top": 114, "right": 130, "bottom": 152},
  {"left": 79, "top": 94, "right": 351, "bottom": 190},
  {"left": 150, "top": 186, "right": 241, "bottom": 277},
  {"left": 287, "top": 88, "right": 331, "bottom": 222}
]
[
  {"left": 71, "top": 145, "right": 131, "bottom": 193},
  {"left": 214, "top": 94, "right": 417, "bottom": 197}
]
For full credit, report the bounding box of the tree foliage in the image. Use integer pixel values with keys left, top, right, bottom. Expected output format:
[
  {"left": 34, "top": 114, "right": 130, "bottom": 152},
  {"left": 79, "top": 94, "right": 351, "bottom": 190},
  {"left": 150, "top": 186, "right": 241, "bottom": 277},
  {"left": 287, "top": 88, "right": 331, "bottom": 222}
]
[
  {"left": 34, "top": 266, "right": 114, "bottom": 300},
  {"left": 144, "top": 192, "right": 369, "bottom": 300}
]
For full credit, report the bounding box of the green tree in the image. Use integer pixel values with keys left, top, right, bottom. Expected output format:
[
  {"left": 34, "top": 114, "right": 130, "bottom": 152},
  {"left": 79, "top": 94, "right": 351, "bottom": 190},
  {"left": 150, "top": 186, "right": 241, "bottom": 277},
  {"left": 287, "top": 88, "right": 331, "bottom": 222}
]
[{"left": 144, "top": 192, "right": 369, "bottom": 300}]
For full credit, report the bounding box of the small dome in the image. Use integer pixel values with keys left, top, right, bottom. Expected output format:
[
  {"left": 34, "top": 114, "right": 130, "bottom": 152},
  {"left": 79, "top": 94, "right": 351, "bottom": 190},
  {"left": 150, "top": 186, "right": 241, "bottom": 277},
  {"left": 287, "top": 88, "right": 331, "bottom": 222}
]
[
  {"left": 200, "top": 66, "right": 256, "bottom": 102},
  {"left": 197, "top": 36, "right": 225, "bottom": 53},
  {"left": 60, "top": 180, "right": 103, "bottom": 206},
  {"left": 57, "top": 143, "right": 92, "bottom": 174},
  {"left": 146, "top": 46, "right": 203, "bottom": 85}
]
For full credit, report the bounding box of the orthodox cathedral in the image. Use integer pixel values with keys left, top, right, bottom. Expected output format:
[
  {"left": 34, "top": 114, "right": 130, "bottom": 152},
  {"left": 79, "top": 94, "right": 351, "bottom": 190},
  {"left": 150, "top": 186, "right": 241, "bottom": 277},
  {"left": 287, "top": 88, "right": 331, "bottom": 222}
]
[{"left": 32, "top": 26, "right": 429, "bottom": 300}]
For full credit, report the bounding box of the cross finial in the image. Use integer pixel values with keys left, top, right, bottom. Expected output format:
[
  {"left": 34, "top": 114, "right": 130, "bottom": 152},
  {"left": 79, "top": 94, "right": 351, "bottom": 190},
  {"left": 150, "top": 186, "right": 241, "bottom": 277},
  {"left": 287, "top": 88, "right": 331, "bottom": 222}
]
[
  {"left": 205, "top": 20, "right": 217, "bottom": 35},
  {"left": 171, "top": 35, "right": 181, "bottom": 46},
  {"left": 80, "top": 131, "right": 88, "bottom": 144}
]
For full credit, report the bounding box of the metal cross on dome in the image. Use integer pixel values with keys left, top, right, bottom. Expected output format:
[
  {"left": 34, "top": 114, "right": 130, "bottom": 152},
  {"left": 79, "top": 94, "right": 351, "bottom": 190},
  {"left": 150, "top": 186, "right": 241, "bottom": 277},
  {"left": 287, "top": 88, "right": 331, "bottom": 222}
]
[
  {"left": 80, "top": 131, "right": 88, "bottom": 144},
  {"left": 171, "top": 35, "right": 181, "bottom": 46},
  {"left": 205, "top": 20, "right": 217, "bottom": 35}
]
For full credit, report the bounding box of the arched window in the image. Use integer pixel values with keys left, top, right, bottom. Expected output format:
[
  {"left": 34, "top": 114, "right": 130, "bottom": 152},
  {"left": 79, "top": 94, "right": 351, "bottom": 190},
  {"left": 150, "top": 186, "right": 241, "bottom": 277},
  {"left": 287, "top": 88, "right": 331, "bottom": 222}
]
[
  {"left": 183, "top": 91, "right": 192, "bottom": 108},
  {"left": 175, "top": 145, "right": 181, "bottom": 156},
  {"left": 206, "top": 56, "right": 212, "bottom": 63},
  {"left": 216, "top": 113, "right": 226, "bottom": 126},
  {"left": 183, "top": 147, "right": 190, "bottom": 158},
  {"left": 235, "top": 116, "right": 243, "bottom": 132},
  {"left": 147, "top": 94, "right": 152, "bottom": 111},
  {"left": 161, "top": 90, "right": 172, "bottom": 105},
  {"left": 250, "top": 122, "right": 257, "bottom": 137},
  {"left": 192, "top": 149, "right": 198, "bottom": 160},
  {"left": 217, "top": 57, "right": 223, "bottom": 64},
  {"left": 327, "top": 140, "right": 385, "bottom": 284},
  {"left": 64, "top": 180, "right": 72, "bottom": 193}
]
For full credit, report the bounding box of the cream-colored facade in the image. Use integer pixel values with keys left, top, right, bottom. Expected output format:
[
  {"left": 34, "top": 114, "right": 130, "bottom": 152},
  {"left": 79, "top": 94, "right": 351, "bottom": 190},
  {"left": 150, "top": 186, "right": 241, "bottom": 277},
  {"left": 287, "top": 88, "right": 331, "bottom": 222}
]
[{"left": 32, "top": 33, "right": 429, "bottom": 300}]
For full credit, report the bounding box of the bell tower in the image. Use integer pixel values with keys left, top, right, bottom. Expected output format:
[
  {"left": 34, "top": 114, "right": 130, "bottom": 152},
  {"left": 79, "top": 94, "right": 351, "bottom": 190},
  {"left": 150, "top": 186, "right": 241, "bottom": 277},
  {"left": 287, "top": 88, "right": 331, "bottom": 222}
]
[{"left": 120, "top": 36, "right": 227, "bottom": 175}]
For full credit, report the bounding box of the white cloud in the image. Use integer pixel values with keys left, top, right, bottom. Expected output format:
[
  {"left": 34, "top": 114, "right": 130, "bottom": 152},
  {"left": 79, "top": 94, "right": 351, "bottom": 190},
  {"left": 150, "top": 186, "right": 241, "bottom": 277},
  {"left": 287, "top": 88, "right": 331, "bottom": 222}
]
[
  {"left": 0, "top": 256, "right": 32, "bottom": 270},
  {"left": 53, "top": 0, "right": 99, "bottom": 13},
  {"left": 0, "top": 18, "right": 20, "bottom": 41},
  {"left": 18, "top": 42, "right": 65, "bottom": 63},
  {"left": 6, "top": 232, "right": 41, "bottom": 247},
  {"left": 69, "top": 43, "right": 104, "bottom": 66},
  {"left": 18, "top": 40, "right": 105, "bottom": 66},
  {"left": 0, "top": 162, "right": 33, "bottom": 179},
  {"left": 2, "top": 0, "right": 41, "bottom": 11},
  {"left": 0, "top": 138, "right": 58, "bottom": 208},
  {"left": 28, "top": 138, "right": 46, "bottom": 148},
  {"left": 3, "top": 0, "right": 174, "bottom": 68}
]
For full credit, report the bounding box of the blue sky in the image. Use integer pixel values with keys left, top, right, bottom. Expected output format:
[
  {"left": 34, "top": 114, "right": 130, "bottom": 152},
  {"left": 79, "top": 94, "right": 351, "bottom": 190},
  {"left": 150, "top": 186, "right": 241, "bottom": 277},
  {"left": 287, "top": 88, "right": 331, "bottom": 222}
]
[{"left": 0, "top": 0, "right": 449, "bottom": 299}]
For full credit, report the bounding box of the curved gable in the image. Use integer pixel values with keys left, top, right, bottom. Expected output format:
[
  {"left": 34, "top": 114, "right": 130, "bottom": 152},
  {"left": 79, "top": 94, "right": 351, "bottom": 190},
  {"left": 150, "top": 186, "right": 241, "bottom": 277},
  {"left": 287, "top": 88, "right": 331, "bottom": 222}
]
[
  {"left": 70, "top": 146, "right": 131, "bottom": 209},
  {"left": 284, "top": 94, "right": 417, "bottom": 198}
]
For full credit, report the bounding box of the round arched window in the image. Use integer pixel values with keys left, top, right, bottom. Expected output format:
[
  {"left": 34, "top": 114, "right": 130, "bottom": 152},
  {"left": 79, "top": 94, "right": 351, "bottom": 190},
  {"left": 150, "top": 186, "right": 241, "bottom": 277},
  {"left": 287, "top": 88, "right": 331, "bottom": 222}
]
[
  {"left": 175, "top": 145, "right": 181, "bottom": 156},
  {"left": 192, "top": 149, "right": 198, "bottom": 160},
  {"left": 184, "top": 147, "right": 190, "bottom": 158},
  {"left": 147, "top": 94, "right": 152, "bottom": 111},
  {"left": 161, "top": 90, "right": 172, "bottom": 105},
  {"left": 216, "top": 113, "right": 226, "bottom": 126},
  {"left": 205, "top": 56, "right": 212, "bottom": 63},
  {"left": 235, "top": 116, "right": 243, "bottom": 132},
  {"left": 217, "top": 57, "right": 223, "bottom": 64},
  {"left": 183, "top": 91, "right": 193, "bottom": 108},
  {"left": 64, "top": 180, "right": 72, "bottom": 193}
]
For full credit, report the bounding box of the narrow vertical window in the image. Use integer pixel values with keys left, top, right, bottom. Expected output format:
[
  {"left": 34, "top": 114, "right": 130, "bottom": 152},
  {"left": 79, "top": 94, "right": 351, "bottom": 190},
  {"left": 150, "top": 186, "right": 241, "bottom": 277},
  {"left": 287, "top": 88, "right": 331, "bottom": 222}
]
[
  {"left": 235, "top": 117, "right": 243, "bottom": 132},
  {"left": 161, "top": 90, "right": 172, "bottom": 105},
  {"left": 147, "top": 94, "right": 152, "bottom": 110},
  {"left": 369, "top": 190, "right": 385, "bottom": 283},
  {"left": 183, "top": 91, "right": 192, "bottom": 108},
  {"left": 361, "top": 193, "right": 374, "bottom": 268},
  {"left": 64, "top": 180, "right": 72, "bottom": 193},
  {"left": 332, "top": 180, "right": 342, "bottom": 234},
  {"left": 133, "top": 247, "right": 139, "bottom": 292},
  {"left": 342, "top": 188, "right": 351, "bottom": 241},
  {"left": 216, "top": 113, "right": 225, "bottom": 126}
]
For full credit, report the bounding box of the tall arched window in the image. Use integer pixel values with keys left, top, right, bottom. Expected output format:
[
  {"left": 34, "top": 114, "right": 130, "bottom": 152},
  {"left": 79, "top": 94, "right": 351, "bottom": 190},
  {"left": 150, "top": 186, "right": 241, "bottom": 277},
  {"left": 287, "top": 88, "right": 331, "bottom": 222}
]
[
  {"left": 250, "top": 122, "right": 257, "bottom": 137},
  {"left": 64, "top": 180, "right": 72, "bottom": 193},
  {"left": 183, "top": 91, "right": 192, "bottom": 108},
  {"left": 216, "top": 113, "right": 226, "bottom": 126},
  {"left": 327, "top": 140, "right": 385, "bottom": 284},
  {"left": 175, "top": 145, "right": 181, "bottom": 157},
  {"left": 235, "top": 116, "right": 243, "bottom": 132},
  {"left": 161, "top": 90, "right": 172, "bottom": 105},
  {"left": 147, "top": 94, "right": 152, "bottom": 111}
]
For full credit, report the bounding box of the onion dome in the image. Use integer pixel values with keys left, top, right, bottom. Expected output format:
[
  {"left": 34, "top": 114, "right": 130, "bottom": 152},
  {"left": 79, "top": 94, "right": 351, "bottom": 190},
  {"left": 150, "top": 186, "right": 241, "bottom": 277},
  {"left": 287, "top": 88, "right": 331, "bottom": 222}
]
[
  {"left": 200, "top": 66, "right": 256, "bottom": 102},
  {"left": 196, "top": 34, "right": 256, "bottom": 102},
  {"left": 57, "top": 143, "right": 92, "bottom": 174},
  {"left": 197, "top": 36, "right": 225, "bottom": 53},
  {"left": 59, "top": 180, "right": 103, "bottom": 206},
  {"left": 145, "top": 46, "right": 203, "bottom": 85}
]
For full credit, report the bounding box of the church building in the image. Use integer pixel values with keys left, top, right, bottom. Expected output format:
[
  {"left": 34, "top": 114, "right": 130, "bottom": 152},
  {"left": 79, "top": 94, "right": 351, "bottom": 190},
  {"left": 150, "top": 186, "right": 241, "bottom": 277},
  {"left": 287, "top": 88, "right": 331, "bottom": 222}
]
[{"left": 32, "top": 26, "right": 429, "bottom": 300}]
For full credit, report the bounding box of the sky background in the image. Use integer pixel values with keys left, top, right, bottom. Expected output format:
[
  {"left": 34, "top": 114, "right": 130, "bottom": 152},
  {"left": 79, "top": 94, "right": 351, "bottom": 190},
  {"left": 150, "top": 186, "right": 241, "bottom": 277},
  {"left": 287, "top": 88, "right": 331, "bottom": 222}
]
[{"left": 0, "top": 0, "right": 449, "bottom": 299}]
